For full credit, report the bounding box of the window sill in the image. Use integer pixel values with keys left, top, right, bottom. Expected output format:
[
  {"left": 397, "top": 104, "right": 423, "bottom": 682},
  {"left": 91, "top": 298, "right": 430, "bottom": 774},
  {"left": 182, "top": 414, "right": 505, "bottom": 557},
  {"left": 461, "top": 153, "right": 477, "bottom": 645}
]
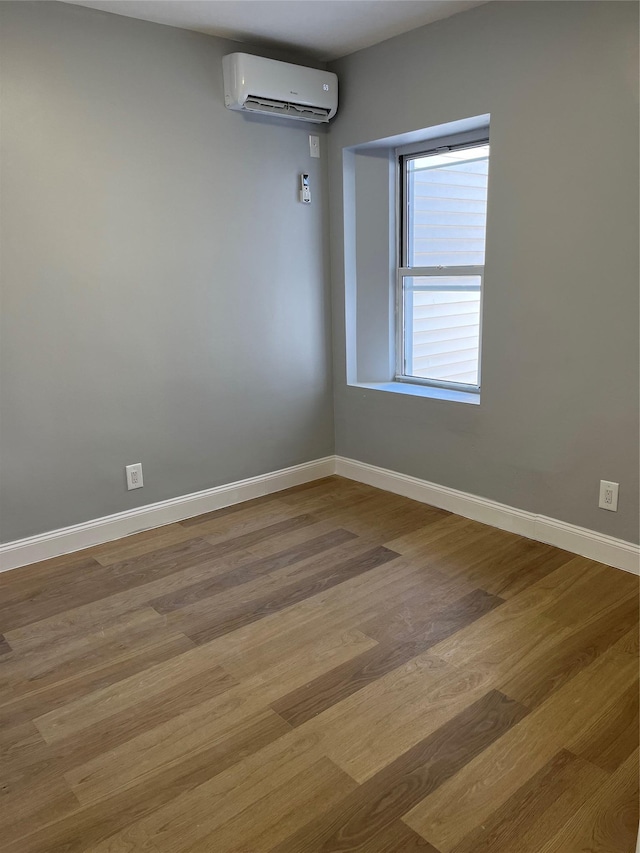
[{"left": 348, "top": 381, "right": 480, "bottom": 405}]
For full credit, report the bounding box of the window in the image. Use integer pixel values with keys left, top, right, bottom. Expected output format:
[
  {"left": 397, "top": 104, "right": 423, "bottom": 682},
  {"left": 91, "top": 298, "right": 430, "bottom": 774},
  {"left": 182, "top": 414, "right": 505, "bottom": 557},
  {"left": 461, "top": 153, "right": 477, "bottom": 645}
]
[{"left": 397, "top": 138, "right": 490, "bottom": 392}]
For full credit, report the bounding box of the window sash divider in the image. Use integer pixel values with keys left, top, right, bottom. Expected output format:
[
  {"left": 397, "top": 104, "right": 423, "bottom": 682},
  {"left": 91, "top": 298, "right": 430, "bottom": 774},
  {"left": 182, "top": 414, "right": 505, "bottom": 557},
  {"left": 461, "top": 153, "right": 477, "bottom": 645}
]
[
  {"left": 407, "top": 285, "right": 481, "bottom": 293},
  {"left": 399, "top": 266, "right": 483, "bottom": 277}
]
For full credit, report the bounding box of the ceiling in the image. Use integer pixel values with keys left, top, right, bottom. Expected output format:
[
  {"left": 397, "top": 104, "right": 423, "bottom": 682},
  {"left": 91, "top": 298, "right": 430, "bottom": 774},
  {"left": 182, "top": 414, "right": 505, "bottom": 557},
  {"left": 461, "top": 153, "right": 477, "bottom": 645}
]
[{"left": 62, "top": 0, "right": 488, "bottom": 61}]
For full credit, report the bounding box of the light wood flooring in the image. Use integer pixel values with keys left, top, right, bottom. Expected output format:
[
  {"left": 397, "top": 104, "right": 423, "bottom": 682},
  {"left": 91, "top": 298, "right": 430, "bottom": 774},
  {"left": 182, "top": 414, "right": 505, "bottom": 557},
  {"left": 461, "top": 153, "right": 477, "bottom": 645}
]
[{"left": 0, "top": 476, "right": 638, "bottom": 852}]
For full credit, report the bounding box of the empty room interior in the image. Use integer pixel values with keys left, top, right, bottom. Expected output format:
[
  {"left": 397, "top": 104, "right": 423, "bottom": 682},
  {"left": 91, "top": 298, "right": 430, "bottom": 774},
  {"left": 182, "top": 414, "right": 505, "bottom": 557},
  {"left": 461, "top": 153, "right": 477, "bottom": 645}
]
[{"left": 1, "top": 0, "right": 639, "bottom": 851}]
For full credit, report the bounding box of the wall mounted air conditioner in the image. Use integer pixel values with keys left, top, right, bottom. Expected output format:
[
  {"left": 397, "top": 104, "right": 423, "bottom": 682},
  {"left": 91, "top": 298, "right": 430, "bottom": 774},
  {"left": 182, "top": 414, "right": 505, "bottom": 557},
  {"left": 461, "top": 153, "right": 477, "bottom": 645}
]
[{"left": 222, "top": 53, "right": 338, "bottom": 124}]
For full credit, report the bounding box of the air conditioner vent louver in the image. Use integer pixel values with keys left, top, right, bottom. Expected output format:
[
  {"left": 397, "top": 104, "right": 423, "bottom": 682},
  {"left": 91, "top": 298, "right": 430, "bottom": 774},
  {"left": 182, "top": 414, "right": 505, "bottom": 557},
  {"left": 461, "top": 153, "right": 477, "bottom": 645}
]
[
  {"left": 223, "top": 53, "right": 338, "bottom": 124},
  {"left": 245, "top": 96, "right": 332, "bottom": 123}
]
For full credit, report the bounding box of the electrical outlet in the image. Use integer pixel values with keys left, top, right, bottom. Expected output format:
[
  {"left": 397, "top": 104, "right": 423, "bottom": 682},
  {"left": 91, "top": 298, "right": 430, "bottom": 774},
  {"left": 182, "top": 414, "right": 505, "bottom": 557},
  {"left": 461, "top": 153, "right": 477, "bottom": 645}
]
[
  {"left": 598, "top": 480, "right": 618, "bottom": 511},
  {"left": 126, "top": 463, "right": 144, "bottom": 491}
]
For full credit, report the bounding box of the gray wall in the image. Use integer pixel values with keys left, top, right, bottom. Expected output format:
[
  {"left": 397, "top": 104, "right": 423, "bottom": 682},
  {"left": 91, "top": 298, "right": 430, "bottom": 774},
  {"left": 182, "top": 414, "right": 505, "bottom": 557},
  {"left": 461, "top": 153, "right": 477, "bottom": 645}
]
[
  {"left": 328, "top": 1, "right": 640, "bottom": 542},
  {"left": 0, "top": 1, "right": 333, "bottom": 542},
  {"left": 1, "top": 1, "right": 638, "bottom": 548}
]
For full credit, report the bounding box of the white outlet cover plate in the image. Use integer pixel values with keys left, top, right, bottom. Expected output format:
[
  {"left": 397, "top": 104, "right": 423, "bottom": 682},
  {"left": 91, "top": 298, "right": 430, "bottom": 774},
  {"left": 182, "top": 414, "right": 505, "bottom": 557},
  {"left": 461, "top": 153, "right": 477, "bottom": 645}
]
[
  {"left": 598, "top": 480, "right": 619, "bottom": 511},
  {"left": 126, "top": 463, "right": 144, "bottom": 490}
]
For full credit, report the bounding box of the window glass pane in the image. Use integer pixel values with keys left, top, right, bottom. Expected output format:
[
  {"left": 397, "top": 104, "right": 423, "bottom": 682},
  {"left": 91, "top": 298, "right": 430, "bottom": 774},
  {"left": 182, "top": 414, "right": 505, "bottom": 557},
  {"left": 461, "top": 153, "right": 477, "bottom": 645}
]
[
  {"left": 407, "top": 145, "right": 489, "bottom": 268},
  {"left": 403, "top": 275, "right": 481, "bottom": 387}
]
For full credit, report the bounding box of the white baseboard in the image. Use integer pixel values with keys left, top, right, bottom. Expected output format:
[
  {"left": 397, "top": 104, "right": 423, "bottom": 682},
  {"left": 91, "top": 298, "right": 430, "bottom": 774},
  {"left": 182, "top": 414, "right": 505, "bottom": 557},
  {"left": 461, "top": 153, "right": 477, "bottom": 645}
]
[
  {"left": 335, "top": 457, "right": 640, "bottom": 575},
  {"left": 0, "top": 457, "right": 335, "bottom": 573},
  {"left": 2, "top": 454, "right": 638, "bottom": 576}
]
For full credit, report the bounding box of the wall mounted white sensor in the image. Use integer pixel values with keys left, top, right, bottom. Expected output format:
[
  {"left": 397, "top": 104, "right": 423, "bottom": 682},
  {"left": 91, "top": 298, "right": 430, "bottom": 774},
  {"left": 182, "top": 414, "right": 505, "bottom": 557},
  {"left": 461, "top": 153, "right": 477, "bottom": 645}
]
[{"left": 299, "top": 174, "right": 311, "bottom": 204}]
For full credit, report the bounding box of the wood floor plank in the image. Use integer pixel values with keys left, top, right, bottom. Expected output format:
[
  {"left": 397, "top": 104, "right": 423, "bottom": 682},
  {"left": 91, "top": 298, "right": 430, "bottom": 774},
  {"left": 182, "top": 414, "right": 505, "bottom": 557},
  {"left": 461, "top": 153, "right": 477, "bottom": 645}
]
[
  {"left": 476, "top": 553, "right": 614, "bottom": 620},
  {"left": 0, "top": 772, "right": 80, "bottom": 841},
  {"left": 0, "top": 559, "right": 116, "bottom": 634},
  {"left": 209, "top": 559, "right": 463, "bottom": 682},
  {"left": 421, "top": 527, "right": 571, "bottom": 597},
  {"left": 177, "top": 488, "right": 300, "bottom": 527},
  {"left": 424, "top": 587, "right": 637, "bottom": 707},
  {"left": 4, "top": 524, "right": 346, "bottom": 660},
  {"left": 540, "top": 557, "right": 638, "bottom": 627},
  {"left": 416, "top": 525, "right": 519, "bottom": 577},
  {"left": 324, "top": 502, "right": 449, "bottom": 542},
  {"left": 448, "top": 749, "right": 608, "bottom": 853},
  {"left": 275, "top": 475, "right": 369, "bottom": 501},
  {"left": 303, "top": 654, "right": 498, "bottom": 783},
  {"left": 0, "top": 718, "right": 42, "bottom": 764},
  {"left": 391, "top": 519, "right": 572, "bottom": 600},
  {"left": 60, "top": 630, "right": 376, "bottom": 804},
  {"left": 276, "top": 481, "right": 411, "bottom": 517},
  {"left": 0, "top": 554, "right": 102, "bottom": 603},
  {"left": 367, "top": 586, "right": 504, "bottom": 644},
  {"left": 367, "top": 822, "right": 443, "bottom": 853},
  {"left": 0, "top": 633, "right": 12, "bottom": 655},
  {"left": 64, "top": 705, "right": 290, "bottom": 807},
  {"left": 0, "top": 631, "right": 195, "bottom": 731},
  {"left": 159, "top": 536, "right": 390, "bottom": 628},
  {"left": 3, "top": 526, "right": 344, "bottom": 657},
  {"left": 91, "top": 522, "right": 201, "bottom": 566},
  {"left": 612, "top": 626, "right": 639, "bottom": 657},
  {"left": 567, "top": 679, "right": 639, "bottom": 773},
  {"left": 538, "top": 748, "right": 639, "bottom": 853},
  {"left": 81, "top": 729, "right": 328, "bottom": 853},
  {"left": 0, "top": 665, "right": 241, "bottom": 836},
  {"left": 389, "top": 515, "right": 573, "bottom": 600},
  {"left": 429, "top": 604, "right": 566, "bottom": 684},
  {"left": 0, "top": 606, "right": 182, "bottom": 692},
  {"left": 0, "top": 727, "right": 78, "bottom": 836},
  {"left": 385, "top": 513, "right": 480, "bottom": 556},
  {"left": 0, "top": 539, "right": 218, "bottom": 632},
  {"left": 268, "top": 487, "right": 377, "bottom": 527},
  {"left": 2, "top": 514, "right": 323, "bottom": 634},
  {"left": 402, "top": 647, "right": 639, "bottom": 852},
  {"left": 470, "top": 539, "right": 576, "bottom": 599},
  {"left": 185, "top": 503, "right": 316, "bottom": 544},
  {"left": 294, "top": 488, "right": 449, "bottom": 542},
  {"left": 426, "top": 559, "right": 624, "bottom": 697},
  {"left": 269, "top": 690, "right": 528, "bottom": 853},
  {"left": 35, "top": 618, "right": 376, "bottom": 751},
  {"left": 273, "top": 588, "right": 503, "bottom": 727},
  {"left": 499, "top": 594, "right": 640, "bottom": 709},
  {"left": 3, "top": 712, "right": 293, "bottom": 853},
  {"left": 197, "top": 511, "right": 318, "bottom": 551},
  {"left": 354, "top": 570, "right": 478, "bottom": 645},
  {"left": 168, "top": 545, "right": 441, "bottom": 646},
  {"left": 179, "top": 757, "right": 357, "bottom": 853},
  {"left": 247, "top": 489, "right": 376, "bottom": 531},
  {"left": 236, "top": 517, "right": 357, "bottom": 561},
  {"left": 181, "top": 544, "right": 400, "bottom": 645},
  {"left": 52, "top": 666, "right": 236, "bottom": 769},
  {"left": 3, "top": 596, "right": 173, "bottom": 654},
  {"left": 31, "top": 639, "right": 229, "bottom": 743},
  {"left": 150, "top": 527, "right": 358, "bottom": 613}
]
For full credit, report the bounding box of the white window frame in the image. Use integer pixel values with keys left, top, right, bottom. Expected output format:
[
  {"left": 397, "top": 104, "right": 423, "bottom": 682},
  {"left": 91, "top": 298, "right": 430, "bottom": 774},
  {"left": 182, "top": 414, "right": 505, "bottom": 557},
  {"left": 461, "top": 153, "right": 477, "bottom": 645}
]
[{"left": 395, "top": 131, "right": 490, "bottom": 394}]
